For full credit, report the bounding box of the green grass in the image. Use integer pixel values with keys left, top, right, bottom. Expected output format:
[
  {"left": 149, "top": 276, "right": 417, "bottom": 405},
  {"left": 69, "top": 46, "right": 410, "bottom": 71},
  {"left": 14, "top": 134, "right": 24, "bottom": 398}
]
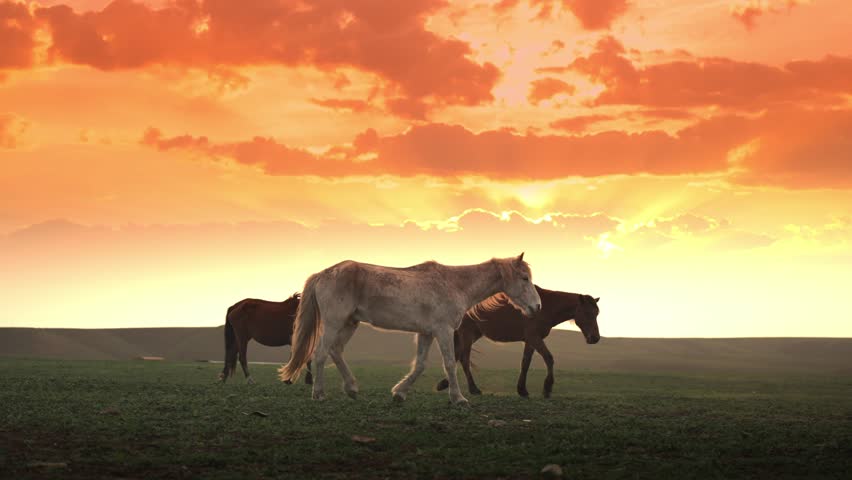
[{"left": 1, "top": 359, "right": 851, "bottom": 479}]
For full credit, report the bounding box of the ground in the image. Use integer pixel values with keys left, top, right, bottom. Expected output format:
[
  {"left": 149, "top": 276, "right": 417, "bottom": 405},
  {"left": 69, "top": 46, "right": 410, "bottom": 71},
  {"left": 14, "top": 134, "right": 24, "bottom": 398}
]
[{"left": 1, "top": 358, "right": 851, "bottom": 479}]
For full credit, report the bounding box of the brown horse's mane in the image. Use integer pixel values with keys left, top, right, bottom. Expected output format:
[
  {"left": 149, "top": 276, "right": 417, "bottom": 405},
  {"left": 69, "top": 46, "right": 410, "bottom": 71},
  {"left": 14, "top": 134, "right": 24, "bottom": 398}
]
[{"left": 467, "top": 292, "right": 511, "bottom": 322}]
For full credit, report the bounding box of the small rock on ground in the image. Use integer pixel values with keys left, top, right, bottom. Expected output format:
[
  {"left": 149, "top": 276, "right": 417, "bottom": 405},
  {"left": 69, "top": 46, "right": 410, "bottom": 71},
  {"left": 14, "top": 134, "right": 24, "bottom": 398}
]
[{"left": 541, "top": 464, "right": 563, "bottom": 477}]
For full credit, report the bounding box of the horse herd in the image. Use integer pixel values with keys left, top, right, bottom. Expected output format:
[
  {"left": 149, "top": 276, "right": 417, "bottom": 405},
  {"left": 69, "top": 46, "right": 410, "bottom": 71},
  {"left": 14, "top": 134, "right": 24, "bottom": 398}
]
[{"left": 219, "top": 254, "right": 601, "bottom": 404}]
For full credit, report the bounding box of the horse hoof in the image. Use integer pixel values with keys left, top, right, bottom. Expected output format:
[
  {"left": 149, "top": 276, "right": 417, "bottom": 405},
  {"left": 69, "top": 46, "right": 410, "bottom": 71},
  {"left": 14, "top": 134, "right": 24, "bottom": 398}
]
[
  {"left": 305, "top": 377, "right": 314, "bottom": 385},
  {"left": 246, "top": 377, "right": 256, "bottom": 385},
  {"left": 435, "top": 379, "right": 449, "bottom": 391},
  {"left": 312, "top": 392, "right": 326, "bottom": 401},
  {"left": 345, "top": 389, "right": 359, "bottom": 400},
  {"left": 517, "top": 389, "right": 529, "bottom": 398},
  {"left": 392, "top": 392, "right": 406, "bottom": 403},
  {"left": 452, "top": 397, "right": 470, "bottom": 406},
  {"left": 470, "top": 387, "right": 482, "bottom": 395},
  {"left": 543, "top": 390, "right": 552, "bottom": 399}
]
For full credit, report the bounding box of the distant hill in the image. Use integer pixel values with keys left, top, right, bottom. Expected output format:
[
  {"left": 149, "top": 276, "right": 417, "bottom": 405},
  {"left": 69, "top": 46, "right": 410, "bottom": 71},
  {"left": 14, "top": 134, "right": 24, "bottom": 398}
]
[{"left": 2, "top": 326, "right": 851, "bottom": 375}]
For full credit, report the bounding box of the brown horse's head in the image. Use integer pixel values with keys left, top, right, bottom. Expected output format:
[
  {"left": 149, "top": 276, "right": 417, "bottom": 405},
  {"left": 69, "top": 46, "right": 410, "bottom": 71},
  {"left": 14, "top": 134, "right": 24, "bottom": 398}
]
[{"left": 575, "top": 295, "right": 601, "bottom": 344}]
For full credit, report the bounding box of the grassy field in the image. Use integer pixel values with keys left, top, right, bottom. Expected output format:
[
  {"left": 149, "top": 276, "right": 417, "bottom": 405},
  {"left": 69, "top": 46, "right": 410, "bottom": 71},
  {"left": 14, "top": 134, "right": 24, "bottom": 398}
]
[{"left": 1, "top": 359, "right": 851, "bottom": 479}]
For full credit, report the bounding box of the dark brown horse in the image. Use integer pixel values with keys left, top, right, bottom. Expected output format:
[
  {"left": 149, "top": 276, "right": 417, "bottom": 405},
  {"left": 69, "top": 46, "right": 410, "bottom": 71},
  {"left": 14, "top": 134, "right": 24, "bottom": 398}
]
[
  {"left": 220, "top": 293, "right": 312, "bottom": 384},
  {"left": 436, "top": 285, "right": 600, "bottom": 398}
]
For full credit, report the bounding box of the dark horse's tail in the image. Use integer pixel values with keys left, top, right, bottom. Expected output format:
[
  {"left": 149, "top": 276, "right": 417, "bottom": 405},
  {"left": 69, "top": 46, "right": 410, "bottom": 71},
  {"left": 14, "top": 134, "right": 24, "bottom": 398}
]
[
  {"left": 220, "top": 303, "right": 241, "bottom": 381},
  {"left": 278, "top": 273, "right": 322, "bottom": 383}
]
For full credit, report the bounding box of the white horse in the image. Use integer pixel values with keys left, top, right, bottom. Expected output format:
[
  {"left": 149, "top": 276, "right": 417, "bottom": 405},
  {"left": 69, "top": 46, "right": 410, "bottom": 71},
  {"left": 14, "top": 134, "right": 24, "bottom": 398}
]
[{"left": 278, "top": 253, "right": 541, "bottom": 404}]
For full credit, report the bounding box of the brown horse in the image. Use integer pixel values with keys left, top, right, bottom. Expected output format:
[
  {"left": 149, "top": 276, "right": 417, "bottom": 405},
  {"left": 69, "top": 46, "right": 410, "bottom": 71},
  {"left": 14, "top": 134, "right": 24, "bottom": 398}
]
[
  {"left": 436, "top": 285, "right": 600, "bottom": 398},
  {"left": 220, "top": 293, "right": 312, "bottom": 385}
]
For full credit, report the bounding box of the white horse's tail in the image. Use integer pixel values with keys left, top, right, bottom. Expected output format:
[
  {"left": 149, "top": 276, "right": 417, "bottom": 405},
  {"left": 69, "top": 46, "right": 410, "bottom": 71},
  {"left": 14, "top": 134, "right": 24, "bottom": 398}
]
[{"left": 278, "top": 274, "right": 322, "bottom": 382}]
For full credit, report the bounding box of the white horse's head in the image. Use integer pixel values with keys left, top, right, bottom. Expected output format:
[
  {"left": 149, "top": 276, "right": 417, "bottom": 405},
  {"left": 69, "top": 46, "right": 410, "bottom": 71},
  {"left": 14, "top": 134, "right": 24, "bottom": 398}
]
[{"left": 495, "top": 253, "right": 541, "bottom": 318}]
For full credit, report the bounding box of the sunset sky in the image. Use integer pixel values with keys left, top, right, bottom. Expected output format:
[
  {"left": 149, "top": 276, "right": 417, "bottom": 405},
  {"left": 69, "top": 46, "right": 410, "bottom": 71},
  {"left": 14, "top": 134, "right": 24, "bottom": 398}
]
[{"left": 2, "top": 0, "right": 851, "bottom": 337}]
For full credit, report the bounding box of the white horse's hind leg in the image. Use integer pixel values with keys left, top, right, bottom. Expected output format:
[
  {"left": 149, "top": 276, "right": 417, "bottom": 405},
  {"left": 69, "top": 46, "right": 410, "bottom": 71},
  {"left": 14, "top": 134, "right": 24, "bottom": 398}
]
[
  {"left": 435, "top": 328, "right": 468, "bottom": 405},
  {"left": 330, "top": 321, "right": 359, "bottom": 399},
  {"left": 311, "top": 321, "right": 343, "bottom": 401},
  {"left": 391, "top": 333, "right": 433, "bottom": 402}
]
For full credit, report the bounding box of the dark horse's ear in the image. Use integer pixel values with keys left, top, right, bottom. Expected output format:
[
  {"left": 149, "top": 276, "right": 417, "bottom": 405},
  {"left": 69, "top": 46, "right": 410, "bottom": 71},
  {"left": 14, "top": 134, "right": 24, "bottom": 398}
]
[
  {"left": 517, "top": 252, "right": 525, "bottom": 263},
  {"left": 594, "top": 297, "right": 600, "bottom": 303}
]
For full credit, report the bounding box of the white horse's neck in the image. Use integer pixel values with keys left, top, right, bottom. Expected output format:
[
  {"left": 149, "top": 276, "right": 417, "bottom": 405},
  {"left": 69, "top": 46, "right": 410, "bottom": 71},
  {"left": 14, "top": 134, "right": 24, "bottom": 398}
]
[{"left": 448, "top": 260, "right": 504, "bottom": 309}]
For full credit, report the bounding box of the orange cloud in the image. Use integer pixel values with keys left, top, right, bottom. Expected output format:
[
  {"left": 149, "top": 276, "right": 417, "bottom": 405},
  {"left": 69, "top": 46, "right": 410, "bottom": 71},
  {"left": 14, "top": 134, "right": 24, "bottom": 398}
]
[
  {"left": 142, "top": 120, "right": 735, "bottom": 179},
  {"left": 563, "top": 0, "right": 630, "bottom": 30},
  {"left": 730, "top": 1, "right": 810, "bottom": 30},
  {"left": 528, "top": 77, "right": 575, "bottom": 104},
  {"left": 29, "top": 0, "right": 499, "bottom": 112},
  {"left": 310, "top": 98, "right": 373, "bottom": 114},
  {"left": 141, "top": 127, "right": 343, "bottom": 177},
  {"left": 0, "top": 113, "right": 28, "bottom": 148},
  {"left": 550, "top": 114, "right": 613, "bottom": 133},
  {"left": 385, "top": 97, "right": 431, "bottom": 120},
  {"left": 0, "top": 1, "right": 37, "bottom": 69},
  {"left": 731, "top": 107, "right": 852, "bottom": 189},
  {"left": 519, "top": 0, "right": 629, "bottom": 29},
  {"left": 631, "top": 109, "right": 695, "bottom": 121},
  {"left": 369, "top": 120, "right": 740, "bottom": 179},
  {"left": 494, "top": 0, "right": 521, "bottom": 15},
  {"left": 569, "top": 36, "right": 852, "bottom": 109},
  {"left": 546, "top": 40, "right": 566, "bottom": 56},
  {"left": 143, "top": 105, "right": 852, "bottom": 189}
]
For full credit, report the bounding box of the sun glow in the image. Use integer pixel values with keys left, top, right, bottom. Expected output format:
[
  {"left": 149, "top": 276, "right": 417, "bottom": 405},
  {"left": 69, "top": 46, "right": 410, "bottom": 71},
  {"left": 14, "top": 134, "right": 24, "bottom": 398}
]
[{"left": 516, "top": 183, "right": 554, "bottom": 209}]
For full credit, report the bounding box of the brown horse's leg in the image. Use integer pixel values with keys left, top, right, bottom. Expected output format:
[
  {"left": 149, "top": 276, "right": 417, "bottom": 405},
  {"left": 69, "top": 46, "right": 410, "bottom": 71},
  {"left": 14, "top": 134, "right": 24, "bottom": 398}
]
[
  {"left": 458, "top": 329, "right": 483, "bottom": 395},
  {"left": 238, "top": 337, "right": 254, "bottom": 384},
  {"left": 529, "top": 336, "right": 555, "bottom": 398},
  {"left": 305, "top": 361, "right": 313, "bottom": 385},
  {"left": 516, "top": 343, "right": 534, "bottom": 398},
  {"left": 460, "top": 347, "right": 481, "bottom": 395}
]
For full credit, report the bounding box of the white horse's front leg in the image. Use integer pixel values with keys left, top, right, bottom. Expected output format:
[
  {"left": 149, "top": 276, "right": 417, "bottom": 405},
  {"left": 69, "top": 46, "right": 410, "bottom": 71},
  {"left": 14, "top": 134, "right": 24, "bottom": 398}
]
[
  {"left": 391, "top": 333, "right": 433, "bottom": 402},
  {"left": 435, "top": 328, "right": 468, "bottom": 405}
]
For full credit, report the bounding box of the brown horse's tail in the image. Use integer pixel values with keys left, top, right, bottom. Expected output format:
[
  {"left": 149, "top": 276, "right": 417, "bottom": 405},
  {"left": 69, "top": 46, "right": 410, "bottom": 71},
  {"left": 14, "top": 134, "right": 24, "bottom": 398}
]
[
  {"left": 221, "top": 304, "right": 240, "bottom": 380},
  {"left": 278, "top": 274, "right": 322, "bottom": 382}
]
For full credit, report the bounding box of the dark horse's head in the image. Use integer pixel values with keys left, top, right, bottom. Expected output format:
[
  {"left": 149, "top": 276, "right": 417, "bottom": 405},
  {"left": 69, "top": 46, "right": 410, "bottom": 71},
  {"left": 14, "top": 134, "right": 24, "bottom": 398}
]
[{"left": 575, "top": 295, "right": 601, "bottom": 344}]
